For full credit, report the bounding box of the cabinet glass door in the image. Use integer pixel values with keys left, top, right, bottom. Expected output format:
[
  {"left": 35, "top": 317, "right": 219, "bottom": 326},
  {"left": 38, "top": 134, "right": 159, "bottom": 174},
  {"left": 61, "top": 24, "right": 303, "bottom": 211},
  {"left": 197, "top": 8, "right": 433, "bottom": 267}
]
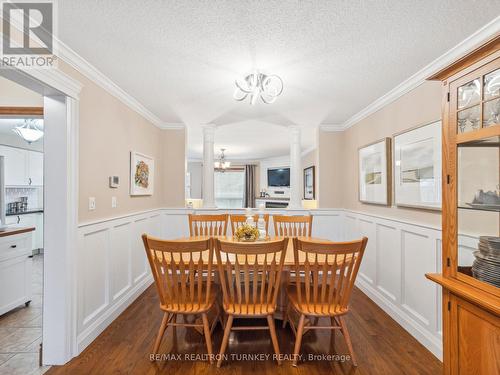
[{"left": 457, "top": 136, "right": 500, "bottom": 289}]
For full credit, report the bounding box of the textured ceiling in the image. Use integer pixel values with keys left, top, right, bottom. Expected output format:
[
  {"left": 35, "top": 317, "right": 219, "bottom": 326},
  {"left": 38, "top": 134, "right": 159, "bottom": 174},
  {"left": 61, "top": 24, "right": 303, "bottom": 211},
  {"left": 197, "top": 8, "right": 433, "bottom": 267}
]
[{"left": 57, "top": 1, "right": 500, "bottom": 159}]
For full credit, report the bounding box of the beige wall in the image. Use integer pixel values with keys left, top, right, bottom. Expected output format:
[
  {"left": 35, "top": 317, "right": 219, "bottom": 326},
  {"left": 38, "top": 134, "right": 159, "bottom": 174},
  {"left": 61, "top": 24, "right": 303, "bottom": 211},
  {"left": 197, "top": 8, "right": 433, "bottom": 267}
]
[
  {"left": 318, "top": 131, "right": 345, "bottom": 208},
  {"left": 319, "top": 81, "right": 443, "bottom": 227},
  {"left": 57, "top": 63, "right": 186, "bottom": 222},
  {"left": 0, "top": 76, "right": 43, "bottom": 107}
]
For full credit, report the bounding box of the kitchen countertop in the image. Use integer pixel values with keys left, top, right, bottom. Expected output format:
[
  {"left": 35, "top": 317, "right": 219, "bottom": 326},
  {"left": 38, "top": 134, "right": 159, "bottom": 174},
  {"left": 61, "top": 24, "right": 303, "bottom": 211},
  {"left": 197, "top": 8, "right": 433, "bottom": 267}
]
[
  {"left": 6, "top": 209, "right": 44, "bottom": 216},
  {"left": 0, "top": 226, "right": 35, "bottom": 237}
]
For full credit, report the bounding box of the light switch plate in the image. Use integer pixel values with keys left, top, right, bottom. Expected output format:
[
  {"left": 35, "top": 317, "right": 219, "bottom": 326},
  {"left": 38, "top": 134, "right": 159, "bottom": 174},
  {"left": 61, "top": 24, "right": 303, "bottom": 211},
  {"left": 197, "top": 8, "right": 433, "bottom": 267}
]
[
  {"left": 89, "top": 197, "right": 96, "bottom": 211},
  {"left": 111, "top": 196, "right": 117, "bottom": 208}
]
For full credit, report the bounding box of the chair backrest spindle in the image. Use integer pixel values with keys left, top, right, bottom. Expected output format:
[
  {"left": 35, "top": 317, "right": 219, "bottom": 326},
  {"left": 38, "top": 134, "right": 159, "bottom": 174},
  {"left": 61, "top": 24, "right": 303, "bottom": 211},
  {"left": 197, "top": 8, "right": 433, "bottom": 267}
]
[
  {"left": 292, "top": 237, "right": 367, "bottom": 315},
  {"left": 188, "top": 214, "right": 228, "bottom": 237},
  {"left": 215, "top": 238, "right": 288, "bottom": 315},
  {"left": 273, "top": 215, "right": 313, "bottom": 237},
  {"left": 230, "top": 214, "right": 269, "bottom": 235},
  {"left": 142, "top": 234, "right": 214, "bottom": 312}
]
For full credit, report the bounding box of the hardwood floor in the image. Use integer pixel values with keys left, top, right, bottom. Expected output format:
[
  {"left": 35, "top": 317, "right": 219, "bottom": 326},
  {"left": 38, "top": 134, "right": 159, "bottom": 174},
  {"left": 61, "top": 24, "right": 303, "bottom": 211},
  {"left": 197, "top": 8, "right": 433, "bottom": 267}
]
[{"left": 47, "top": 286, "right": 442, "bottom": 375}]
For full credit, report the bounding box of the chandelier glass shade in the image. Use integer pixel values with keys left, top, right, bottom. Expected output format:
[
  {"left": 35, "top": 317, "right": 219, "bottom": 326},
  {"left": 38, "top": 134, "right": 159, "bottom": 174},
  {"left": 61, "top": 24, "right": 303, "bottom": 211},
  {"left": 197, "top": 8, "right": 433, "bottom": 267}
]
[
  {"left": 12, "top": 119, "right": 44, "bottom": 144},
  {"left": 233, "top": 72, "right": 283, "bottom": 105},
  {"left": 214, "top": 148, "right": 230, "bottom": 171}
]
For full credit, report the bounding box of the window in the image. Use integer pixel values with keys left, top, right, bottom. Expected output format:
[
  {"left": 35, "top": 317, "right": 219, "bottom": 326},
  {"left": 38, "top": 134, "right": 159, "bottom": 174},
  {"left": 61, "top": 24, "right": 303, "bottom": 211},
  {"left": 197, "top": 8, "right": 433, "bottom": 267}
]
[{"left": 215, "top": 169, "right": 245, "bottom": 208}]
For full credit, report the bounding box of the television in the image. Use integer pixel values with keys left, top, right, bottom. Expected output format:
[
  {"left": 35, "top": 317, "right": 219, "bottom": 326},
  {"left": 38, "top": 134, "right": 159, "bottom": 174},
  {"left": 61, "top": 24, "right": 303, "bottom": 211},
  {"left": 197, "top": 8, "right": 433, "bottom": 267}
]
[{"left": 267, "top": 168, "right": 290, "bottom": 187}]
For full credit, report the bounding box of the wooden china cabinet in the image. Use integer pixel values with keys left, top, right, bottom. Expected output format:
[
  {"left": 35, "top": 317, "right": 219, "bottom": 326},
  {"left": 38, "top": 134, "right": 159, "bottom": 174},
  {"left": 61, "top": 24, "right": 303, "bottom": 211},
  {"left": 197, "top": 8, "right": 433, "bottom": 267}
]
[{"left": 426, "top": 36, "right": 500, "bottom": 375}]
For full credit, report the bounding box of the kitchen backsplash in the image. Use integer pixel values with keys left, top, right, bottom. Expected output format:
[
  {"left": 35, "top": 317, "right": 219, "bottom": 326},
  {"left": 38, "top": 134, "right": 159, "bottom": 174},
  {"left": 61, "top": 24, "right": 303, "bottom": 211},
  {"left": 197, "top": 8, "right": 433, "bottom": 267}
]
[{"left": 6, "top": 187, "right": 43, "bottom": 210}]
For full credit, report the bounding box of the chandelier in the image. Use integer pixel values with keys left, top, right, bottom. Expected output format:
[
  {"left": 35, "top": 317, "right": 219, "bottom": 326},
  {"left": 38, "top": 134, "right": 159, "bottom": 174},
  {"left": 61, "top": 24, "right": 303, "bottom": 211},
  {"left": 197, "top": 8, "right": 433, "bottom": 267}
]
[
  {"left": 214, "top": 148, "right": 230, "bottom": 171},
  {"left": 12, "top": 119, "right": 44, "bottom": 144},
  {"left": 233, "top": 71, "right": 283, "bottom": 105}
]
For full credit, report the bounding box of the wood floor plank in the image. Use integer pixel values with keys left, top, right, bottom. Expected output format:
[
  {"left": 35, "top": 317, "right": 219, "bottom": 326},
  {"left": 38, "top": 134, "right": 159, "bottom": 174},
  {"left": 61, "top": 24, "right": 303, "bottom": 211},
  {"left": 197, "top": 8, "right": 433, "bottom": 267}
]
[{"left": 46, "top": 286, "right": 442, "bottom": 375}]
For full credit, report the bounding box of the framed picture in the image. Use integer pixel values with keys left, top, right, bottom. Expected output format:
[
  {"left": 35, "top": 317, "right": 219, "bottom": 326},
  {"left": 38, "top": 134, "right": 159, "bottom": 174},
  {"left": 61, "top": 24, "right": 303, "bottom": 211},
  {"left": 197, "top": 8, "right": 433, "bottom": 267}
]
[
  {"left": 358, "top": 138, "right": 391, "bottom": 205},
  {"left": 303, "top": 166, "right": 315, "bottom": 200},
  {"left": 130, "top": 151, "right": 154, "bottom": 196},
  {"left": 393, "top": 120, "right": 441, "bottom": 210}
]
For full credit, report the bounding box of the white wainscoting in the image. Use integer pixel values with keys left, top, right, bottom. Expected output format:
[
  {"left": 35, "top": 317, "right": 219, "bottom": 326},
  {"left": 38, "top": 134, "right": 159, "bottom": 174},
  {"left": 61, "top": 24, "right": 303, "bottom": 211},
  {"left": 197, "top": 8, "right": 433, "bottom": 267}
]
[
  {"left": 76, "top": 209, "right": 163, "bottom": 352},
  {"left": 76, "top": 207, "right": 461, "bottom": 361},
  {"left": 340, "top": 210, "right": 480, "bottom": 361}
]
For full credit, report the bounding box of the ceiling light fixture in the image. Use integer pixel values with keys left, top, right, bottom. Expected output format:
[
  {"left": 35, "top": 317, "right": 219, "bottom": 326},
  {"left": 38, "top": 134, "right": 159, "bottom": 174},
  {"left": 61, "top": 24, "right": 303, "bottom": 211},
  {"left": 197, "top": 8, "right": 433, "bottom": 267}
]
[
  {"left": 233, "top": 71, "right": 283, "bottom": 105},
  {"left": 12, "top": 119, "right": 44, "bottom": 144},
  {"left": 214, "top": 148, "right": 230, "bottom": 171}
]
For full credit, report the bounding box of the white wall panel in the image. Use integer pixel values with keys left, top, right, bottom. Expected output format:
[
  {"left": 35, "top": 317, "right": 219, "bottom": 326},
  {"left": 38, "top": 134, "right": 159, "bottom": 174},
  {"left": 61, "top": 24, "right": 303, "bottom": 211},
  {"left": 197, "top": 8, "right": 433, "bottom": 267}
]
[
  {"left": 401, "top": 230, "right": 434, "bottom": 327},
  {"left": 358, "top": 218, "right": 377, "bottom": 285},
  {"left": 110, "top": 223, "right": 131, "bottom": 301},
  {"left": 79, "top": 229, "right": 108, "bottom": 329},
  {"left": 376, "top": 223, "right": 399, "bottom": 302}
]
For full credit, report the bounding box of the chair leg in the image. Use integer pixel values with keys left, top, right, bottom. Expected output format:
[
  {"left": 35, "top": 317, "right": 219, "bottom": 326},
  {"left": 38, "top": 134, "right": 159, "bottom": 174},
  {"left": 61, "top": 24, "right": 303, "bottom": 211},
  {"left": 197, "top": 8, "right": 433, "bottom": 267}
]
[
  {"left": 201, "top": 313, "right": 213, "bottom": 364},
  {"left": 267, "top": 315, "right": 281, "bottom": 365},
  {"left": 339, "top": 316, "right": 357, "bottom": 367},
  {"left": 152, "top": 312, "right": 170, "bottom": 355},
  {"left": 292, "top": 314, "right": 306, "bottom": 367},
  {"left": 217, "top": 314, "right": 233, "bottom": 368}
]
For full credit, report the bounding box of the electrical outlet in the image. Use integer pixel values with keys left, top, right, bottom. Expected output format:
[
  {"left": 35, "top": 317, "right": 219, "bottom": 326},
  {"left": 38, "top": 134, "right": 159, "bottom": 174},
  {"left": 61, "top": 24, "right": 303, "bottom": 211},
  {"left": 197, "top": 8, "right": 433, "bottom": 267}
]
[
  {"left": 111, "top": 196, "right": 117, "bottom": 208},
  {"left": 88, "top": 197, "right": 96, "bottom": 211}
]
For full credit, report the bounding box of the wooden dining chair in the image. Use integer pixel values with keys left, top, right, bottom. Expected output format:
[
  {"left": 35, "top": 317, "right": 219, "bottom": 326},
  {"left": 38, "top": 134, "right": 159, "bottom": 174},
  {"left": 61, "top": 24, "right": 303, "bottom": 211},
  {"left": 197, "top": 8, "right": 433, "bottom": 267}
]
[
  {"left": 188, "top": 213, "right": 228, "bottom": 237},
  {"left": 273, "top": 215, "right": 313, "bottom": 237},
  {"left": 284, "top": 237, "right": 368, "bottom": 367},
  {"left": 214, "top": 237, "right": 289, "bottom": 367},
  {"left": 230, "top": 214, "right": 269, "bottom": 234},
  {"left": 142, "top": 234, "right": 220, "bottom": 363}
]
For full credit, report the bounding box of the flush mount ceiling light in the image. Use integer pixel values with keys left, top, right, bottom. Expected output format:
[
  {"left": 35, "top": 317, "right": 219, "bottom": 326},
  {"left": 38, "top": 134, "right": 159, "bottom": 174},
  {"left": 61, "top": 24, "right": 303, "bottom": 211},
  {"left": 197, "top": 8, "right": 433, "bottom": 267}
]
[
  {"left": 214, "top": 148, "right": 230, "bottom": 171},
  {"left": 12, "top": 119, "right": 44, "bottom": 144},
  {"left": 233, "top": 71, "right": 283, "bottom": 105}
]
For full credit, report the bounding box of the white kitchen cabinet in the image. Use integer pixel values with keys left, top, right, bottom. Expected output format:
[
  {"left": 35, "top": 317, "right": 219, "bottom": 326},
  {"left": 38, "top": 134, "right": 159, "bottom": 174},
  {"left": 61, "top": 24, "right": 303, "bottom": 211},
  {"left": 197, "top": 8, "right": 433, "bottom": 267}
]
[
  {"left": 0, "top": 231, "right": 33, "bottom": 315},
  {"left": 0, "top": 145, "right": 28, "bottom": 186},
  {"left": 0, "top": 145, "right": 43, "bottom": 186},
  {"left": 27, "top": 151, "right": 43, "bottom": 185},
  {"left": 8, "top": 213, "right": 44, "bottom": 251},
  {"left": 5, "top": 215, "right": 19, "bottom": 225}
]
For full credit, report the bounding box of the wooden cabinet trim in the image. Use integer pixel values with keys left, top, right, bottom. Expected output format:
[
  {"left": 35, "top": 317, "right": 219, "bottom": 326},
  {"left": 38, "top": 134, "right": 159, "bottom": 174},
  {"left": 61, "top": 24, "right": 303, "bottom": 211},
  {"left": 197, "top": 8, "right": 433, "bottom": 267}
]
[{"left": 426, "top": 273, "right": 500, "bottom": 316}]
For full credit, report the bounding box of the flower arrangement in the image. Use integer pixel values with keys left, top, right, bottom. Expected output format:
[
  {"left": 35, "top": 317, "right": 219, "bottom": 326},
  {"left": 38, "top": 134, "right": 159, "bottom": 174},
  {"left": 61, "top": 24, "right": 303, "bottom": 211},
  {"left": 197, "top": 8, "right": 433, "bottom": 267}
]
[{"left": 234, "top": 224, "right": 260, "bottom": 242}]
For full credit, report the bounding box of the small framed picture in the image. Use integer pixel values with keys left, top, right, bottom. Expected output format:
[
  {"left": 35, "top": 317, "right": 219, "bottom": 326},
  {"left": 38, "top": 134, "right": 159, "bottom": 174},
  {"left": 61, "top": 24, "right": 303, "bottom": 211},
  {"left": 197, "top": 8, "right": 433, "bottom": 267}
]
[
  {"left": 130, "top": 151, "right": 154, "bottom": 196},
  {"left": 304, "top": 166, "right": 315, "bottom": 200},
  {"left": 358, "top": 138, "right": 391, "bottom": 205},
  {"left": 393, "top": 121, "right": 442, "bottom": 210}
]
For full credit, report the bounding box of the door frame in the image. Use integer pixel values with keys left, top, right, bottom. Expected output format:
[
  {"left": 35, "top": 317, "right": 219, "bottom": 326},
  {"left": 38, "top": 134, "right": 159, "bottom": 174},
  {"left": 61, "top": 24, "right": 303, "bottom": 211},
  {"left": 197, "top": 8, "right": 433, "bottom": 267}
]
[{"left": 0, "top": 66, "right": 82, "bottom": 365}]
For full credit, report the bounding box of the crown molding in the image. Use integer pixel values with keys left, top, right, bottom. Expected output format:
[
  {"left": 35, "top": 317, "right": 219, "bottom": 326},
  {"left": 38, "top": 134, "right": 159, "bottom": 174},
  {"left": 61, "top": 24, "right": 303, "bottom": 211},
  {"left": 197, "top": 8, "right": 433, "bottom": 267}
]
[
  {"left": 319, "top": 124, "right": 346, "bottom": 132},
  {"left": 57, "top": 42, "right": 185, "bottom": 129},
  {"left": 324, "top": 16, "right": 500, "bottom": 132},
  {"left": 159, "top": 123, "right": 186, "bottom": 130}
]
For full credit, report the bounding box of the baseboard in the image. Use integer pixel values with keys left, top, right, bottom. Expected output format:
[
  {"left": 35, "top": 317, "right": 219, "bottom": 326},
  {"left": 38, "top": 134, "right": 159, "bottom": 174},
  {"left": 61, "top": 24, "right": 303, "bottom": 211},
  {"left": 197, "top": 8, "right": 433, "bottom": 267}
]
[
  {"left": 355, "top": 277, "right": 443, "bottom": 360},
  {"left": 76, "top": 275, "right": 154, "bottom": 353}
]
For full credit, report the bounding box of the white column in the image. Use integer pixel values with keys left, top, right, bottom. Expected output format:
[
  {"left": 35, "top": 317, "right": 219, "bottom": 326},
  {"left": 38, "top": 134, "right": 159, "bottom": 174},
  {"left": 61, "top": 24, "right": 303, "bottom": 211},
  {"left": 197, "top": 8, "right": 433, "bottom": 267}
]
[
  {"left": 288, "top": 126, "right": 302, "bottom": 209},
  {"left": 202, "top": 124, "right": 216, "bottom": 208}
]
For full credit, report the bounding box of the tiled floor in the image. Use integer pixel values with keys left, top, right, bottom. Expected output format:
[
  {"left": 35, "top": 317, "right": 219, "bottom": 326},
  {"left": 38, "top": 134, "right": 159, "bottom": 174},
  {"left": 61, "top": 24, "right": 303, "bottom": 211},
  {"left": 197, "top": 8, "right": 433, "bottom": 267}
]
[{"left": 0, "top": 255, "right": 49, "bottom": 375}]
